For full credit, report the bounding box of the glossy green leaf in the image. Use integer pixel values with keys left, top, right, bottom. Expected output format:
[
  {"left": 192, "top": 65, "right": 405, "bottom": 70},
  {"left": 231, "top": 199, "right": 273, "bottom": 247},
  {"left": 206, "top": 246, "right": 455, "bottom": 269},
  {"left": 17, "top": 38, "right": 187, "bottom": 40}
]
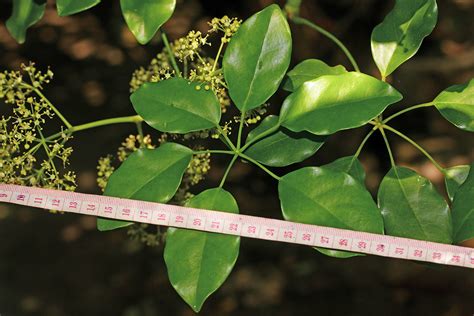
[
  {"left": 131, "top": 77, "right": 221, "bottom": 134},
  {"left": 378, "top": 166, "right": 452, "bottom": 243},
  {"left": 244, "top": 115, "right": 326, "bottom": 167},
  {"left": 97, "top": 143, "right": 192, "bottom": 231},
  {"left": 6, "top": 0, "right": 46, "bottom": 44},
  {"left": 279, "top": 167, "right": 384, "bottom": 258},
  {"left": 282, "top": 59, "right": 347, "bottom": 92},
  {"left": 120, "top": 0, "right": 176, "bottom": 44},
  {"left": 223, "top": 4, "right": 292, "bottom": 112},
  {"left": 56, "top": 0, "right": 100, "bottom": 16},
  {"left": 433, "top": 79, "right": 474, "bottom": 132},
  {"left": 445, "top": 165, "right": 470, "bottom": 202},
  {"left": 164, "top": 188, "right": 240, "bottom": 312},
  {"left": 452, "top": 163, "right": 474, "bottom": 243},
  {"left": 280, "top": 72, "right": 402, "bottom": 135},
  {"left": 323, "top": 156, "right": 366, "bottom": 185},
  {"left": 371, "top": 0, "right": 438, "bottom": 78}
]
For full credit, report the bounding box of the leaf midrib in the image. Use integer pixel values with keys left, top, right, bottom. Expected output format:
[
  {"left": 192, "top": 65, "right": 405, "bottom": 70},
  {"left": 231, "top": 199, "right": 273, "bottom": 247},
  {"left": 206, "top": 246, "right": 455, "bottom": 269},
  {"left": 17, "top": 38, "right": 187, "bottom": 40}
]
[
  {"left": 392, "top": 169, "right": 430, "bottom": 240},
  {"left": 240, "top": 11, "right": 273, "bottom": 110},
  {"left": 126, "top": 154, "right": 188, "bottom": 199},
  {"left": 191, "top": 192, "right": 230, "bottom": 307},
  {"left": 289, "top": 88, "right": 397, "bottom": 122},
  {"left": 282, "top": 180, "right": 355, "bottom": 230},
  {"left": 164, "top": 99, "right": 217, "bottom": 126},
  {"left": 384, "top": 1, "right": 431, "bottom": 68}
]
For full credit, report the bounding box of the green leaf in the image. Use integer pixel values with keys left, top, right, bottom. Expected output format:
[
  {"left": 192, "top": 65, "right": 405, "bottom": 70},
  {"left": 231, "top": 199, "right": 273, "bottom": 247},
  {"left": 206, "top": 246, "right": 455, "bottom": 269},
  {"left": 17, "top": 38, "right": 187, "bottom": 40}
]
[
  {"left": 371, "top": 0, "right": 438, "bottom": 78},
  {"left": 164, "top": 188, "right": 240, "bottom": 312},
  {"left": 378, "top": 166, "right": 452, "bottom": 243},
  {"left": 223, "top": 4, "right": 292, "bottom": 112},
  {"left": 280, "top": 72, "right": 402, "bottom": 135},
  {"left": 323, "top": 156, "right": 366, "bottom": 185},
  {"left": 120, "top": 0, "right": 176, "bottom": 44},
  {"left": 282, "top": 59, "right": 347, "bottom": 92},
  {"left": 433, "top": 79, "right": 474, "bottom": 132},
  {"left": 56, "top": 0, "right": 100, "bottom": 16},
  {"left": 452, "top": 163, "right": 474, "bottom": 243},
  {"left": 244, "top": 115, "right": 326, "bottom": 167},
  {"left": 445, "top": 165, "right": 470, "bottom": 202},
  {"left": 131, "top": 77, "right": 221, "bottom": 134},
  {"left": 279, "top": 167, "right": 384, "bottom": 258},
  {"left": 97, "top": 143, "right": 192, "bottom": 231},
  {"left": 278, "top": 156, "right": 368, "bottom": 259},
  {"left": 6, "top": 0, "right": 46, "bottom": 44}
]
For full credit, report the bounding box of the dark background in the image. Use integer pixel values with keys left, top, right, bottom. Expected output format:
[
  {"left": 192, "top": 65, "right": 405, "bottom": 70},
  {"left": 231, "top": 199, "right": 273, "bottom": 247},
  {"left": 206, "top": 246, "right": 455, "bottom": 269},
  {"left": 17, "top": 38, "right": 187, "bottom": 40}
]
[{"left": 0, "top": 0, "right": 473, "bottom": 315}]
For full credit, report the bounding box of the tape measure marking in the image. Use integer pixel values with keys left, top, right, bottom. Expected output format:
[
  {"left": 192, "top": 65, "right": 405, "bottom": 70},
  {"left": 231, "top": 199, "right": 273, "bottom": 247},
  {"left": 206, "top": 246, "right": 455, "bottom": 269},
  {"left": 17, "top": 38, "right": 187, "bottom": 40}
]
[{"left": 1, "top": 183, "right": 473, "bottom": 269}]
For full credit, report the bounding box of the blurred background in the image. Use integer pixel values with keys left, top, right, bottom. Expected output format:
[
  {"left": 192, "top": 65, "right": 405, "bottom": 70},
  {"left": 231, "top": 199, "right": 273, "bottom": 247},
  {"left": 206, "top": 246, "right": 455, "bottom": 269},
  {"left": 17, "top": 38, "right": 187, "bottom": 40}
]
[{"left": 0, "top": 0, "right": 473, "bottom": 315}]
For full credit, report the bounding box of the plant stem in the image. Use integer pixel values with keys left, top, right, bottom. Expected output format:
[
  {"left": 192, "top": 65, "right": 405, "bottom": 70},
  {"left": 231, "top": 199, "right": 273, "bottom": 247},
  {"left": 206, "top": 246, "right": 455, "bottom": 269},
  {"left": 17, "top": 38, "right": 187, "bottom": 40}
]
[
  {"left": 136, "top": 121, "right": 145, "bottom": 148},
  {"left": 382, "top": 124, "right": 446, "bottom": 174},
  {"left": 239, "top": 153, "right": 281, "bottom": 181},
  {"left": 284, "top": 0, "right": 302, "bottom": 17},
  {"left": 383, "top": 102, "right": 434, "bottom": 124},
  {"left": 183, "top": 59, "right": 188, "bottom": 78},
  {"left": 354, "top": 127, "right": 377, "bottom": 159},
  {"left": 71, "top": 115, "right": 143, "bottom": 133},
  {"left": 36, "top": 127, "right": 58, "bottom": 173},
  {"left": 378, "top": 127, "right": 396, "bottom": 168},
  {"left": 216, "top": 126, "right": 237, "bottom": 152},
  {"left": 161, "top": 32, "right": 182, "bottom": 77},
  {"left": 236, "top": 112, "right": 246, "bottom": 149},
  {"left": 42, "top": 115, "right": 143, "bottom": 142},
  {"left": 193, "top": 150, "right": 234, "bottom": 155},
  {"left": 23, "top": 83, "right": 72, "bottom": 129},
  {"left": 239, "top": 123, "right": 280, "bottom": 153},
  {"left": 219, "top": 154, "right": 238, "bottom": 188},
  {"left": 290, "top": 16, "right": 360, "bottom": 72},
  {"left": 212, "top": 39, "right": 225, "bottom": 72}
]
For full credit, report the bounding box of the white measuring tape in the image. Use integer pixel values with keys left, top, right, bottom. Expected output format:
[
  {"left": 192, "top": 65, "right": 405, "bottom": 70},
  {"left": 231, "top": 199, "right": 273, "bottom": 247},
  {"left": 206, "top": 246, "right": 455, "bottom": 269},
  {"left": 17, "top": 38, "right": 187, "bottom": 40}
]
[{"left": 0, "top": 183, "right": 473, "bottom": 269}]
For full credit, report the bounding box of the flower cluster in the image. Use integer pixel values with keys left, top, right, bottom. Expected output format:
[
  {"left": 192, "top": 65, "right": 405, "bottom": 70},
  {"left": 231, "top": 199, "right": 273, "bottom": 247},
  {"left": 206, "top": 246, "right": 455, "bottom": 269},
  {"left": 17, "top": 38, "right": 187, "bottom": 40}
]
[
  {"left": 0, "top": 62, "right": 53, "bottom": 104},
  {"left": 236, "top": 105, "right": 268, "bottom": 126},
  {"left": 173, "top": 30, "right": 210, "bottom": 62},
  {"left": 208, "top": 16, "right": 242, "bottom": 42},
  {"left": 96, "top": 155, "right": 115, "bottom": 192},
  {"left": 129, "top": 16, "right": 242, "bottom": 112},
  {"left": 129, "top": 53, "right": 173, "bottom": 93},
  {"left": 127, "top": 223, "right": 162, "bottom": 247},
  {"left": 0, "top": 63, "right": 76, "bottom": 191},
  {"left": 189, "top": 58, "right": 230, "bottom": 111},
  {"left": 117, "top": 134, "right": 155, "bottom": 162}
]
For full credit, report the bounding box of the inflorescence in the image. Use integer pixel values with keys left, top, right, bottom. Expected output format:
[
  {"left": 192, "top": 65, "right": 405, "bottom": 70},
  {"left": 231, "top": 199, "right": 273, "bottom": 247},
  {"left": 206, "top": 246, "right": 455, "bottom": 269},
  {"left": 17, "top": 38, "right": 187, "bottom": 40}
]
[{"left": 0, "top": 62, "right": 76, "bottom": 191}]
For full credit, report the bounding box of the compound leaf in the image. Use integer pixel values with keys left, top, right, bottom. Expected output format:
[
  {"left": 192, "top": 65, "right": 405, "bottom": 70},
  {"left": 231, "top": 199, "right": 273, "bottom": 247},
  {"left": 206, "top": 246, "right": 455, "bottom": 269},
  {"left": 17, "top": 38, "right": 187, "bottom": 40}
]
[
  {"left": 445, "top": 165, "right": 470, "bottom": 202},
  {"left": 56, "top": 0, "right": 101, "bottom": 16},
  {"left": 280, "top": 72, "right": 402, "bottom": 135},
  {"left": 279, "top": 167, "right": 384, "bottom": 258},
  {"left": 223, "top": 4, "right": 291, "bottom": 112},
  {"left": 323, "top": 156, "right": 366, "bottom": 185},
  {"left": 244, "top": 115, "right": 326, "bottom": 167},
  {"left": 164, "top": 188, "right": 240, "bottom": 312},
  {"left": 131, "top": 77, "right": 221, "bottom": 133},
  {"left": 97, "top": 143, "right": 192, "bottom": 231},
  {"left": 378, "top": 166, "right": 452, "bottom": 243},
  {"left": 120, "top": 0, "right": 176, "bottom": 44},
  {"left": 6, "top": 0, "right": 46, "bottom": 44},
  {"left": 452, "top": 163, "right": 474, "bottom": 243},
  {"left": 433, "top": 79, "right": 474, "bottom": 132},
  {"left": 371, "top": 0, "right": 438, "bottom": 77},
  {"left": 283, "top": 59, "right": 347, "bottom": 92}
]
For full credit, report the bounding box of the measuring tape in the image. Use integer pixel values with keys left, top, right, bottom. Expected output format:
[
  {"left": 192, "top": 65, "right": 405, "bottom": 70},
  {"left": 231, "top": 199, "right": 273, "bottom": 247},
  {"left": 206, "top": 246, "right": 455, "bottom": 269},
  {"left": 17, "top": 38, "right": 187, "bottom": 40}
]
[{"left": 0, "top": 183, "right": 473, "bottom": 269}]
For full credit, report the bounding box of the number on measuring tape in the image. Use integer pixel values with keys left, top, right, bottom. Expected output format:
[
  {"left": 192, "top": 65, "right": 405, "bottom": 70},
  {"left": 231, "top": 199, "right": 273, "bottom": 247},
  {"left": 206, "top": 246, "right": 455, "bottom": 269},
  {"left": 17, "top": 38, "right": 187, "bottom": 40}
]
[{"left": 0, "top": 183, "right": 473, "bottom": 270}]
